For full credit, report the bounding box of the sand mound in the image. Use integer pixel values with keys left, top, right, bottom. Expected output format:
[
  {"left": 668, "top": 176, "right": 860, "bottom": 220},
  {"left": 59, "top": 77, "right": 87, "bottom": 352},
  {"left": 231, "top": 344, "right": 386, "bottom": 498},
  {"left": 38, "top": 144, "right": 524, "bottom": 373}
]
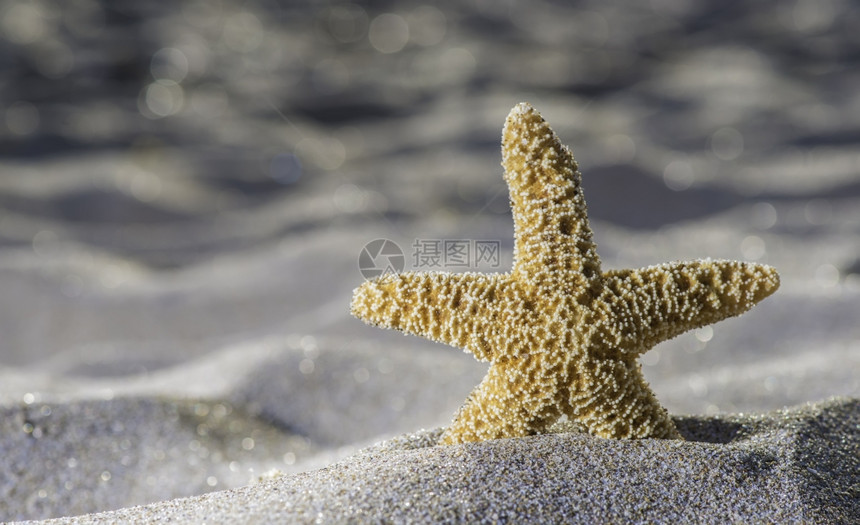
[{"left": 32, "top": 398, "right": 858, "bottom": 524}]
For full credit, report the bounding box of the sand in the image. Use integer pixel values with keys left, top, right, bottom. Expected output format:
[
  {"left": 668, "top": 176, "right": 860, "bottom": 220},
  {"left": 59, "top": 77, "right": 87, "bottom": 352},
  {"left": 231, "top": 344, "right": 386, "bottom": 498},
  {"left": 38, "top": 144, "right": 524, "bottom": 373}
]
[
  {"left": 21, "top": 398, "right": 859, "bottom": 524},
  {"left": 0, "top": 0, "right": 858, "bottom": 522}
]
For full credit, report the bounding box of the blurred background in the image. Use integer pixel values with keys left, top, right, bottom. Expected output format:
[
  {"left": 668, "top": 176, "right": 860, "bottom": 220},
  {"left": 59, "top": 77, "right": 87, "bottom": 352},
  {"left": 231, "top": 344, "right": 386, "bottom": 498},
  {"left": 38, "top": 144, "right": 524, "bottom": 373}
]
[{"left": 0, "top": 0, "right": 858, "bottom": 422}]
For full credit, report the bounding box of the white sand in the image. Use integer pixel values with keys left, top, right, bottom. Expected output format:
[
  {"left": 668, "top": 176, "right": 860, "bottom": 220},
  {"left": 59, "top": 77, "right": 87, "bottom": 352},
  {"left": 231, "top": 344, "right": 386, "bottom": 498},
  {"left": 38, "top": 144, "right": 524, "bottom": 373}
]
[{"left": 23, "top": 398, "right": 859, "bottom": 524}]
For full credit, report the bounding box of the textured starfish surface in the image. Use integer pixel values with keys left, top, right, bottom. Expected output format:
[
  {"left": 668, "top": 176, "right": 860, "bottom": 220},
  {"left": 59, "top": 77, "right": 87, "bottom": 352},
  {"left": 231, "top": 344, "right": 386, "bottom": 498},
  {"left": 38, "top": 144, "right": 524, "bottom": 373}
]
[{"left": 351, "top": 102, "right": 780, "bottom": 445}]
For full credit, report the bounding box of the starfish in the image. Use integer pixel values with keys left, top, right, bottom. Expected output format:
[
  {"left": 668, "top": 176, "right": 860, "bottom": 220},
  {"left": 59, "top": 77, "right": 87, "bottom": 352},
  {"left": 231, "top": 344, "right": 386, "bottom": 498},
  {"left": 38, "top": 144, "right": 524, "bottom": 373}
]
[{"left": 351, "top": 102, "right": 780, "bottom": 445}]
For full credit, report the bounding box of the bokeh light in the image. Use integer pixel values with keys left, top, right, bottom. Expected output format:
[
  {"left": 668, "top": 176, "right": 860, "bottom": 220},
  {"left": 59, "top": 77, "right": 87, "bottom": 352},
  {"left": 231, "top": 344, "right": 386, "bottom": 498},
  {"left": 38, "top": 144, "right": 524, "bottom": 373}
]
[
  {"left": 662, "top": 160, "right": 694, "bottom": 191},
  {"left": 140, "top": 81, "right": 185, "bottom": 119},
  {"left": 151, "top": 48, "right": 190, "bottom": 83},
  {"left": 604, "top": 135, "right": 636, "bottom": 164},
  {"left": 1, "top": 2, "right": 48, "bottom": 44},
  {"left": 814, "top": 263, "right": 840, "bottom": 288},
  {"left": 269, "top": 153, "right": 302, "bottom": 185},
  {"left": 710, "top": 127, "right": 744, "bottom": 161},
  {"left": 32, "top": 230, "right": 59, "bottom": 257},
  {"left": 30, "top": 39, "right": 75, "bottom": 79},
  {"left": 333, "top": 183, "right": 368, "bottom": 213},
  {"left": 750, "top": 202, "right": 777, "bottom": 230},
  {"left": 368, "top": 13, "right": 409, "bottom": 54},
  {"left": 324, "top": 4, "right": 368, "bottom": 43},
  {"left": 740, "top": 235, "right": 766, "bottom": 260}
]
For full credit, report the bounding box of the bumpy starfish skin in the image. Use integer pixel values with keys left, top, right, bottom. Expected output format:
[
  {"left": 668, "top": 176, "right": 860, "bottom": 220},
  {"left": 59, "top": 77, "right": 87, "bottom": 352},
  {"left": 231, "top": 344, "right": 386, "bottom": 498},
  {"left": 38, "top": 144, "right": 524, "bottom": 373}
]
[{"left": 351, "top": 102, "right": 780, "bottom": 445}]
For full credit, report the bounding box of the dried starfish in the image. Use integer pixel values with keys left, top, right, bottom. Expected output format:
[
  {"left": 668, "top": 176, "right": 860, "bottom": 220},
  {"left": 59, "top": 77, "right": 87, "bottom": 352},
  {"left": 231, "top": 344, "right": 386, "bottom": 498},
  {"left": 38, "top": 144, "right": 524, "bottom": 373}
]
[{"left": 351, "top": 102, "right": 780, "bottom": 445}]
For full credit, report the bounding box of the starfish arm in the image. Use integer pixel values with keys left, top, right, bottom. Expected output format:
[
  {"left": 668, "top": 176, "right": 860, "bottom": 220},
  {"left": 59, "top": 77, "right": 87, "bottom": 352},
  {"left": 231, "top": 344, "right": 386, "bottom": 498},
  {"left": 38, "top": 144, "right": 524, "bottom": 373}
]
[
  {"left": 350, "top": 272, "right": 508, "bottom": 361},
  {"left": 567, "top": 359, "right": 680, "bottom": 439},
  {"left": 439, "top": 355, "right": 566, "bottom": 445},
  {"left": 501, "top": 102, "right": 601, "bottom": 294},
  {"left": 595, "top": 260, "right": 780, "bottom": 355}
]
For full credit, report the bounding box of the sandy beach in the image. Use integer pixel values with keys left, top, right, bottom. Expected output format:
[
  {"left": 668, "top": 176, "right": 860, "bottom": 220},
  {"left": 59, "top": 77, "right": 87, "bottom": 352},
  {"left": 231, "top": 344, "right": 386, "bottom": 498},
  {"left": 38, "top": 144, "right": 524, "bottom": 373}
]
[
  {"left": 24, "top": 398, "right": 860, "bottom": 524},
  {"left": 1, "top": 0, "right": 858, "bottom": 522}
]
